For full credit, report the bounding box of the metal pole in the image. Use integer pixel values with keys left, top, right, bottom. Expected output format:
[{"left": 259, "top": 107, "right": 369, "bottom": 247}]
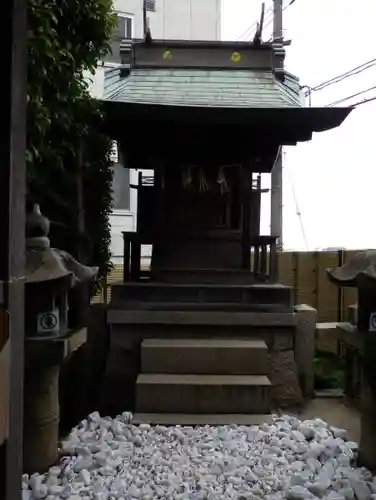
[
  {"left": 273, "top": 0, "right": 283, "bottom": 43},
  {"left": 143, "top": 0, "right": 147, "bottom": 38},
  {"left": 0, "top": 0, "right": 27, "bottom": 495},
  {"left": 271, "top": 0, "right": 284, "bottom": 250},
  {"left": 271, "top": 150, "right": 283, "bottom": 250}
]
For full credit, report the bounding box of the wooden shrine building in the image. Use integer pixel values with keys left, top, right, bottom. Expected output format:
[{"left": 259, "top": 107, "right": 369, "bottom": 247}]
[
  {"left": 103, "top": 39, "right": 351, "bottom": 289},
  {"left": 101, "top": 38, "right": 352, "bottom": 420}
]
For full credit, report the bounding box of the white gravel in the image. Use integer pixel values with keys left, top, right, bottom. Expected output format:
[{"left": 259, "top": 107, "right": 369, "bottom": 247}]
[{"left": 22, "top": 412, "right": 376, "bottom": 500}]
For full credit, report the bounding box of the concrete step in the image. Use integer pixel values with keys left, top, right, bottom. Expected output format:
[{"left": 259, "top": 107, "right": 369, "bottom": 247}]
[
  {"left": 133, "top": 413, "right": 273, "bottom": 426},
  {"left": 136, "top": 374, "right": 271, "bottom": 414},
  {"left": 141, "top": 338, "right": 269, "bottom": 375}
]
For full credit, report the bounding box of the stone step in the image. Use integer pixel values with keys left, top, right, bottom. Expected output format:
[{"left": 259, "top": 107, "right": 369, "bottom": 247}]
[
  {"left": 110, "top": 301, "right": 290, "bottom": 313},
  {"left": 148, "top": 269, "right": 284, "bottom": 286},
  {"left": 136, "top": 374, "right": 271, "bottom": 414},
  {"left": 141, "top": 338, "right": 269, "bottom": 375},
  {"left": 110, "top": 282, "right": 292, "bottom": 308},
  {"left": 133, "top": 413, "right": 273, "bottom": 426},
  {"left": 108, "top": 309, "right": 297, "bottom": 327}
]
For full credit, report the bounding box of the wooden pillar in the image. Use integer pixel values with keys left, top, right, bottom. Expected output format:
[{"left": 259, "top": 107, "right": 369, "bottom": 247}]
[
  {"left": 241, "top": 168, "right": 251, "bottom": 270},
  {"left": 130, "top": 239, "right": 141, "bottom": 281},
  {"left": 154, "top": 167, "right": 165, "bottom": 239},
  {"left": 122, "top": 232, "right": 131, "bottom": 282},
  {"left": 0, "top": 0, "right": 27, "bottom": 495}
]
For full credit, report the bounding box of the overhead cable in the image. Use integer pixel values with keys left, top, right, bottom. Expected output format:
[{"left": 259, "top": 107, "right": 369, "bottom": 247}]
[
  {"left": 237, "top": 0, "right": 296, "bottom": 42},
  {"left": 284, "top": 160, "right": 309, "bottom": 251},
  {"left": 350, "top": 95, "right": 376, "bottom": 108},
  {"left": 237, "top": 4, "right": 273, "bottom": 41},
  {"left": 291, "top": 181, "right": 309, "bottom": 251},
  {"left": 325, "top": 85, "right": 376, "bottom": 107},
  {"left": 304, "top": 58, "right": 376, "bottom": 97}
]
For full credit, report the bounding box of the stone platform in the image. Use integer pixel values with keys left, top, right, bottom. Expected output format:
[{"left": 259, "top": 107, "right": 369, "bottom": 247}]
[
  {"left": 110, "top": 282, "right": 293, "bottom": 313},
  {"left": 102, "top": 280, "right": 316, "bottom": 419}
]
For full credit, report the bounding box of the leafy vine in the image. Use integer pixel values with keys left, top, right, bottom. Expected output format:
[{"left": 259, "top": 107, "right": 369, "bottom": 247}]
[{"left": 27, "top": 0, "right": 117, "bottom": 293}]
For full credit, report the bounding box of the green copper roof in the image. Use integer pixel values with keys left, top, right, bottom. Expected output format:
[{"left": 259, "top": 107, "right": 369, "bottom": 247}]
[{"left": 103, "top": 68, "right": 302, "bottom": 108}]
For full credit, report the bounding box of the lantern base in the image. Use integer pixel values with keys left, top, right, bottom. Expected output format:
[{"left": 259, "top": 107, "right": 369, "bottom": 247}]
[{"left": 23, "top": 327, "right": 87, "bottom": 473}]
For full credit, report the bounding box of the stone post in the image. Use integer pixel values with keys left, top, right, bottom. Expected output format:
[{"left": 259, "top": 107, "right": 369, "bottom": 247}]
[
  {"left": 23, "top": 365, "right": 60, "bottom": 472},
  {"left": 357, "top": 274, "right": 376, "bottom": 471},
  {"left": 24, "top": 328, "right": 87, "bottom": 472},
  {"left": 359, "top": 373, "right": 376, "bottom": 471},
  {"left": 294, "top": 304, "right": 317, "bottom": 399}
]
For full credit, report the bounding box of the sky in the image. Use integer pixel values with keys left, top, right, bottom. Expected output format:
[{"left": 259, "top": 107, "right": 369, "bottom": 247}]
[{"left": 222, "top": 0, "right": 376, "bottom": 251}]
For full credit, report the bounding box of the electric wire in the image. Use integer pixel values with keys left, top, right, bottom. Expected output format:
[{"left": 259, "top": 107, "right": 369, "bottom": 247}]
[
  {"left": 352, "top": 95, "right": 376, "bottom": 107},
  {"left": 237, "top": 0, "right": 296, "bottom": 42},
  {"left": 283, "top": 152, "right": 309, "bottom": 251},
  {"left": 262, "top": 0, "right": 296, "bottom": 38},
  {"left": 325, "top": 85, "right": 376, "bottom": 107},
  {"left": 292, "top": 182, "right": 308, "bottom": 251},
  {"left": 237, "top": 4, "right": 273, "bottom": 41},
  {"left": 304, "top": 58, "right": 376, "bottom": 97},
  {"left": 288, "top": 175, "right": 308, "bottom": 251}
]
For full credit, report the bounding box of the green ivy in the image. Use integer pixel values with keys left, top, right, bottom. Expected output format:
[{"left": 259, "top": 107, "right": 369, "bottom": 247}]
[{"left": 27, "top": 0, "right": 117, "bottom": 293}]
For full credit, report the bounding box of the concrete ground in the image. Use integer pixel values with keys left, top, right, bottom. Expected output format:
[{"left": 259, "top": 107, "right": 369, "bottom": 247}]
[{"left": 295, "top": 397, "right": 361, "bottom": 443}]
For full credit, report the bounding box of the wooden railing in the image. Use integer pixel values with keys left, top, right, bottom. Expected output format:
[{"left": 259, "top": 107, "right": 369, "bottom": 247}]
[
  {"left": 122, "top": 232, "right": 277, "bottom": 283},
  {"left": 250, "top": 236, "right": 277, "bottom": 282},
  {"left": 122, "top": 232, "right": 142, "bottom": 282}
]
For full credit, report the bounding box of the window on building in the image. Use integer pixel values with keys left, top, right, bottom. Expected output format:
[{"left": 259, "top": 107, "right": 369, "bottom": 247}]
[
  {"left": 110, "top": 142, "right": 131, "bottom": 211},
  {"left": 103, "top": 13, "right": 133, "bottom": 64},
  {"left": 145, "top": 0, "right": 156, "bottom": 12}
]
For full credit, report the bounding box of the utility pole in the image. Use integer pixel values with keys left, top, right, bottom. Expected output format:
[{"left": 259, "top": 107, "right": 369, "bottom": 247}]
[{"left": 271, "top": 0, "right": 284, "bottom": 251}]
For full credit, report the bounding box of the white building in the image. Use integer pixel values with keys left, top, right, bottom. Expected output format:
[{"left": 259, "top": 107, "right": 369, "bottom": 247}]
[
  {"left": 113, "top": 0, "right": 221, "bottom": 41},
  {"left": 88, "top": 0, "right": 221, "bottom": 263}
]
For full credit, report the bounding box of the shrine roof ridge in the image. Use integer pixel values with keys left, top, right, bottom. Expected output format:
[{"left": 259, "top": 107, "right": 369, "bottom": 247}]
[
  {"left": 128, "top": 39, "right": 275, "bottom": 50},
  {"left": 119, "top": 38, "right": 281, "bottom": 72}
]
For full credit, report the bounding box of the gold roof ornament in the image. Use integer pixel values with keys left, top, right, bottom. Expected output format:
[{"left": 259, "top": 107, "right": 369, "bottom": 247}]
[{"left": 231, "top": 52, "right": 241, "bottom": 63}]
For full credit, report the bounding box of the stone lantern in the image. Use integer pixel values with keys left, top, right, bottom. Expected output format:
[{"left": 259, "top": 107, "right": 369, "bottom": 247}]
[
  {"left": 327, "top": 250, "right": 376, "bottom": 471},
  {"left": 24, "top": 204, "right": 98, "bottom": 472}
]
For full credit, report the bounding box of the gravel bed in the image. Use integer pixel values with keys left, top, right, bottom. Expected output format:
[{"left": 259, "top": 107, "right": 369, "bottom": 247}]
[{"left": 22, "top": 412, "right": 376, "bottom": 500}]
